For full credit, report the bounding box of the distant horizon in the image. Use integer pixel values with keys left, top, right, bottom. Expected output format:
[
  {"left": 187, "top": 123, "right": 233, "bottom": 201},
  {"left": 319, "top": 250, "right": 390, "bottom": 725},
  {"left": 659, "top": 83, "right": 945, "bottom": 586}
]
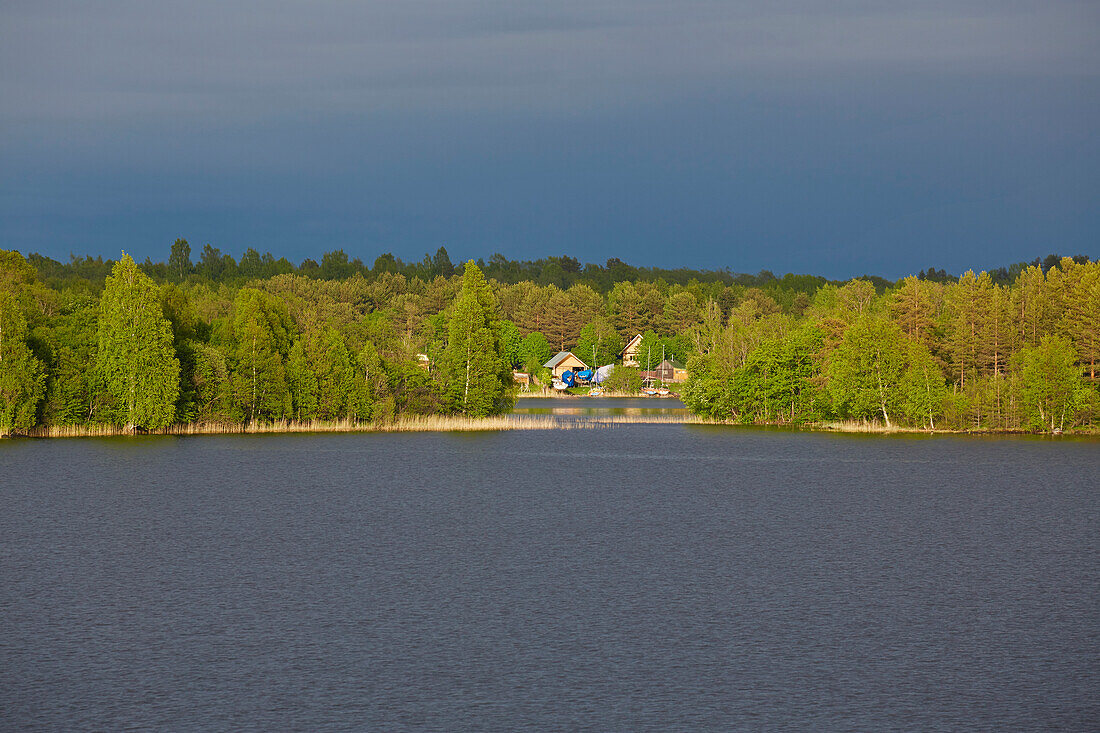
[{"left": 10, "top": 241, "right": 1090, "bottom": 284}]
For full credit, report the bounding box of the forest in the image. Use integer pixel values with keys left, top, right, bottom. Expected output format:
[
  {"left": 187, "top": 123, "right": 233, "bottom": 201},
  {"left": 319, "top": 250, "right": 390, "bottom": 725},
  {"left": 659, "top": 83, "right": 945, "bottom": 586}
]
[{"left": 1, "top": 241, "right": 1097, "bottom": 434}]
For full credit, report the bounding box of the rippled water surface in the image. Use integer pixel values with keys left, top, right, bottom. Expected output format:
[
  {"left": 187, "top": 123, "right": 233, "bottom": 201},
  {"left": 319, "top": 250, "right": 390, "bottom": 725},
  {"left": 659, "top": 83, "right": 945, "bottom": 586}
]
[{"left": 2, "top": 426, "right": 1098, "bottom": 731}]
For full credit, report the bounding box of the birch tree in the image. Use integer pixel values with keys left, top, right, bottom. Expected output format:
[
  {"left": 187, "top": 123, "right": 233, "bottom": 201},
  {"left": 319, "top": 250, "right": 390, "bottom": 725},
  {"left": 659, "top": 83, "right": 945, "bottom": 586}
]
[
  {"left": 95, "top": 254, "right": 179, "bottom": 428},
  {"left": 442, "top": 261, "right": 514, "bottom": 416}
]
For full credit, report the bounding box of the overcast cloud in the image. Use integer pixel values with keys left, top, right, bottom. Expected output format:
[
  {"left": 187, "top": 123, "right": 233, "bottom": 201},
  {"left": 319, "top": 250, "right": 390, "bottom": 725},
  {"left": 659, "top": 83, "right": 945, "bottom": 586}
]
[{"left": 2, "top": 1, "right": 1097, "bottom": 276}]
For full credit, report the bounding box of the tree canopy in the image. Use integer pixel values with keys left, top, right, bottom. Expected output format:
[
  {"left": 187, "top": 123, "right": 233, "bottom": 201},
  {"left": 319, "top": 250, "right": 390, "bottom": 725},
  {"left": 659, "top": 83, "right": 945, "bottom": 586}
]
[{"left": 96, "top": 254, "right": 179, "bottom": 428}]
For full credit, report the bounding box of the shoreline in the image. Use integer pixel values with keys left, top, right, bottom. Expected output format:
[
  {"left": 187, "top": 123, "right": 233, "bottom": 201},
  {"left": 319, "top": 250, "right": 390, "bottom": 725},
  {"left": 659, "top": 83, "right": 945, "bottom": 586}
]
[
  {"left": 516, "top": 391, "right": 682, "bottom": 399},
  {"left": 2, "top": 414, "right": 1092, "bottom": 440},
  {"left": 2, "top": 414, "right": 699, "bottom": 440}
]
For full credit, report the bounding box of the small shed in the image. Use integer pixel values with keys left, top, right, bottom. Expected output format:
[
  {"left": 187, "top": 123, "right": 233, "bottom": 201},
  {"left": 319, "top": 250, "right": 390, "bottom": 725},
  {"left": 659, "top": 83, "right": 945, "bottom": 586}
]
[
  {"left": 620, "top": 334, "right": 643, "bottom": 367},
  {"left": 544, "top": 351, "right": 589, "bottom": 379},
  {"left": 655, "top": 359, "right": 688, "bottom": 383}
]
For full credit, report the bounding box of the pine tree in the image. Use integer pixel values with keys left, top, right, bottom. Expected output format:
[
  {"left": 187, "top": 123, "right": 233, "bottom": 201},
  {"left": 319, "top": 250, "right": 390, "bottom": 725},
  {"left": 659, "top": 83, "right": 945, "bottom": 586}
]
[
  {"left": 663, "top": 291, "right": 701, "bottom": 334},
  {"left": 608, "top": 281, "right": 646, "bottom": 339},
  {"left": 890, "top": 275, "right": 939, "bottom": 343},
  {"left": 95, "top": 254, "right": 180, "bottom": 428},
  {"left": 1059, "top": 260, "right": 1100, "bottom": 381},
  {"left": 945, "top": 270, "right": 994, "bottom": 387},
  {"left": 1013, "top": 264, "right": 1052, "bottom": 346}
]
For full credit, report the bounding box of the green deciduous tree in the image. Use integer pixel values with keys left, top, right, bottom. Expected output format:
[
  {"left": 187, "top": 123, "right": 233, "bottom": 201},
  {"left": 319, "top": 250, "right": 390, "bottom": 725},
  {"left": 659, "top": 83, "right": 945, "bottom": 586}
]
[
  {"left": 1015, "top": 336, "right": 1092, "bottom": 432},
  {"left": 899, "top": 340, "right": 947, "bottom": 429},
  {"left": 0, "top": 291, "right": 46, "bottom": 433},
  {"left": 229, "top": 288, "right": 294, "bottom": 422},
  {"left": 168, "top": 238, "right": 192, "bottom": 281},
  {"left": 603, "top": 365, "right": 643, "bottom": 395},
  {"left": 575, "top": 318, "right": 622, "bottom": 368},
  {"left": 441, "top": 261, "right": 514, "bottom": 416},
  {"left": 499, "top": 320, "right": 523, "bottom": 369},
  {"left": 311, "top": 328, "right": 364, "bottom": 421},
  {"left": 95, "top": 254, "right": 180, "bottom": 428},
  {"left": 827, "top": 317, "right": 906, "bottom": 426},
  {"left": 286, "top": 340, "right": 319, "bottom": 421},
  {"left": 731, "top": 324, "right": 824, "bottom": 424},
  {"left": 179, "top": 340, "right": 231, "bottom": 423},
  {"left": 518, "top": 331, "right": 553, "bottom": 373},
  {"left": 636, "top": 330, "right": 663, "bottom": 371}
]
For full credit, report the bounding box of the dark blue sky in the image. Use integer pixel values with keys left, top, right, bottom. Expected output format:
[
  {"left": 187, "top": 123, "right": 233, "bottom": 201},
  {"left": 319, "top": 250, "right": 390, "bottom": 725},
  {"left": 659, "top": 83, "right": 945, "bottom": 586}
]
[{"left": 2, "top": 1, "right": 1097, "bottom": 279}]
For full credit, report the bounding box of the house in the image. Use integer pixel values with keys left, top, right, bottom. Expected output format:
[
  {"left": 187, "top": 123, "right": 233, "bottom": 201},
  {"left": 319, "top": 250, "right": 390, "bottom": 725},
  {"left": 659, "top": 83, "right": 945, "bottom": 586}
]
[
  {"left": 620, "top": 334, "right": 643, "bottom": 367},
  {"left": 544, "top": 351, "right": 589, "bottom": 379},
  {"left": 655, "top": 359, "right": 688, "bottom": 383},
  {"left": 416, "top": 353, "right": 431, "bottom": 370}
]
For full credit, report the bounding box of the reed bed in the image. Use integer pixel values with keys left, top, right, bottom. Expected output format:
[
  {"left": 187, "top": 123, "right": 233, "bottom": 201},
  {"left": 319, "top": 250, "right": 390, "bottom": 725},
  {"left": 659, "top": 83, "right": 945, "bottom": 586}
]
[
  {"left": 815, "top": 419, "right": 909, "bottom": 434},
  {"left": 7, "top": 412, "right": 700, "bottom": 439}
]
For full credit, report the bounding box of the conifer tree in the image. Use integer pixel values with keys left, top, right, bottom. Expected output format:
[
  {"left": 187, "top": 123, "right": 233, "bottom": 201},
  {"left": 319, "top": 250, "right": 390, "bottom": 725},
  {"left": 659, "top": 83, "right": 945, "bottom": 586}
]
[
  {"left": 1060, "top": 260, "right": 1100, "bottom": 381},
  {"left": 890, "top": 276, "right": 939, "bottom": 343},
  {"left": 95, "top": 254, "right": 180, "bottom": 428}
]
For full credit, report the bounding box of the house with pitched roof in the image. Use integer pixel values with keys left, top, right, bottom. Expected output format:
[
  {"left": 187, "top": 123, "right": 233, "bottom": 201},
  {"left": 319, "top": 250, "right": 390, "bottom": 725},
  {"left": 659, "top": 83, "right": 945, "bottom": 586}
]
[
  {"left": 544, "top": 351, "right": 589, "bottom": 379},
  {"left": 655, "top": 359, "right": 688, "bottom": 383},
  {"left": 619, "top": 334, "right": 643, "bottom": 367}
]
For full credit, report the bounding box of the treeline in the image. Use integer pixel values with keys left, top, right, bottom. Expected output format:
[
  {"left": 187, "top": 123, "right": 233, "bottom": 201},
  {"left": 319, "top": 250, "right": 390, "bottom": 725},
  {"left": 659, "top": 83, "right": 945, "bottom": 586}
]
[
  {"left": 683, "top": 263, "right": 1100, "bottom": 432},
  {"left": 29, "top": 239, "right": 1087, "bottom": 295},
  {"left": 1, "top": 250, "right": 515, "bottom": 433},
  {"left": 2, "top": 243, "right": 1098, "bottom": 434},
  {"left": 27, "top": 240, "right": 839, "bottom": 294}
]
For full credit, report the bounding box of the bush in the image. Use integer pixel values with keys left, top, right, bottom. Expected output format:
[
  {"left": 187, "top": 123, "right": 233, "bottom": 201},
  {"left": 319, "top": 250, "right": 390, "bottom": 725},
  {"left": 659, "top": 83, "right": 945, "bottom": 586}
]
[{"left": 603, "top": 366, "right": 641, "bottom": 394}]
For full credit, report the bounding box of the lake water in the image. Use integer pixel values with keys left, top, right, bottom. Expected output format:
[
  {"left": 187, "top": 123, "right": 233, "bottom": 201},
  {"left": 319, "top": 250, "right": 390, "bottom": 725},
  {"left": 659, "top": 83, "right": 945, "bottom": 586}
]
[
  {"left": 511, "top": 396, "right": 686, "bottom": 420},
  {"left": 2, "top": 418, "right": 1098, "bottom": 730}
]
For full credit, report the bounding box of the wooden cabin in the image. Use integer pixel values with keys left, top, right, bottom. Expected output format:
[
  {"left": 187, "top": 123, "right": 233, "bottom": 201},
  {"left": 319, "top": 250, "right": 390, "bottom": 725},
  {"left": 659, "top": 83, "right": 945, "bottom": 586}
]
[
  {"left": 544, "top": 351, "right": 589, "bottom": 379},
  {"left": 655, "top": 359, "right": 688, "bottom": 383},
  {"left": 619, "top": 334, "right": 643, "bottom": 367}
]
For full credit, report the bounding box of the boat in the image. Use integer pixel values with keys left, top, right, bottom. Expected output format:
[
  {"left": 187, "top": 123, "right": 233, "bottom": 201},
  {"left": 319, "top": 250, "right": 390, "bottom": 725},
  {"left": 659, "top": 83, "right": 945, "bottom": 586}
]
[{"left": 657, "top": 387, "right": 670, "bottom": 397}]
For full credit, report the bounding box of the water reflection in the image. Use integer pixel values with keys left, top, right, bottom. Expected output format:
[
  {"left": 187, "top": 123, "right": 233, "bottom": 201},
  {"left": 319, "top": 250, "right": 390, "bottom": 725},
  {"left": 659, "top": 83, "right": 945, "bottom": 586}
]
[{"left": 511, "top": 397, "right": 686, "bottom": 418}]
